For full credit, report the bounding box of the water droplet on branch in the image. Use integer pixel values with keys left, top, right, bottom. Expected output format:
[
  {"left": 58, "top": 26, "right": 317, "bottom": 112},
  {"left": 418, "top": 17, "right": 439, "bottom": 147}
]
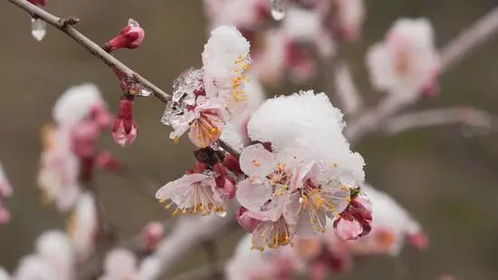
[{"left": 31, "top": 18, "right": 47, "bottom": 41}]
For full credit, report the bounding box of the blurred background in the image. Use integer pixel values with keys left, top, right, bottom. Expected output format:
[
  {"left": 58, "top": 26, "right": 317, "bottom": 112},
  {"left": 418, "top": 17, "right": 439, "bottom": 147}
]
[{"left": 0, "top": 0, "right": 497, "bottom": 279}]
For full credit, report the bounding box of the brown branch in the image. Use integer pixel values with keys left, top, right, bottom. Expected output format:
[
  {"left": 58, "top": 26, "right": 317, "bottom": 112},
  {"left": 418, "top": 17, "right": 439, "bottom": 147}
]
[
  {"left": 7, "top": 0, "right": 170, "bottom": 102},
  {"left": 345, "top": 6, "right": 498, "bottom": 143},
  {"left": 384, "top": 107, "right": 495, "bottom": 135}
]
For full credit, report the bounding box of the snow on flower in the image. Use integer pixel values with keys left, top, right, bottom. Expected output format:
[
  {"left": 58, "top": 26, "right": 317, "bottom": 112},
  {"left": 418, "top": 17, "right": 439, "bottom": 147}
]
[
  {"left": 67, "top": 192, "right": 98, "bottom": 260},
  {"left": 235, "top": 91, "right": 367, "bottom": 250},
  {"left": 161, "top": 26, "right": 251, "bottom": 148},
  {"left": 39, "top": 84, "right": 113, "bottom": 212},
  {"left": 0, "top": 163, "right": 13, "bottom": 224},
  {"left": 366, "top": 18, "right": 440, "bottom": 97},
  {"left": 13, "top": 230, "right": 75, "bottom": 280}
]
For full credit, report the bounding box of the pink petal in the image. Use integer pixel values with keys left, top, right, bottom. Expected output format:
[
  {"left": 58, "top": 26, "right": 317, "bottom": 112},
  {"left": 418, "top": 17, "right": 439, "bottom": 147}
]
[
  {"left": 334, "top": 218, "right": 363, "bottom": 241},
  {"left": 239, "top": 144, "right": 275, "bottom": 177},
  {"left": 235, "top": 179, "right": 272, "bottom": 212}
]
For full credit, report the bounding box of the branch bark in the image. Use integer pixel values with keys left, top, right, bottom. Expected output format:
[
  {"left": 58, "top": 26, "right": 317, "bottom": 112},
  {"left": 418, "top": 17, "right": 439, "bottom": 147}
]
[{"left": 384, "top": 107, "right": 495, "bottom": 135}]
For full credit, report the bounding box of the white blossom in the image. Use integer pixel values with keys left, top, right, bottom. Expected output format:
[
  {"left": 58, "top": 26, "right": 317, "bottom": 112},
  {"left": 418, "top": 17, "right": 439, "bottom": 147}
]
[{"left": 366, "top": 18, "right": 440, "bottom": 97}]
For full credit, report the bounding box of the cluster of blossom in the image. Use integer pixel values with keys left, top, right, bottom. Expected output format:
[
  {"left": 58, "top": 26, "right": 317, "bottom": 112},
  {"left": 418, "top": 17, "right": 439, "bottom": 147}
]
[
  {"left": 203, "top": 1, "right": 441, "bottom": 101},
  {"left": 203, "top": 0, "right": 365, "bottom": 83},
  {"left": 157, "top": 62, "right": 371, "bottom": 252},
  {"left": 0, "top": 163, "right": 13, "bottom": 224},
  {"left": 0, "top": 228, "right": 162, "bottom": 280},
  {"left": 37, "top": 83, "right": 116, "bottom": 212},
  {"left": 161, "top": 25, "right": 252, "bottom": 148},
  {"left": 225, "top": 186, "right": 427, "bottom": 280}
]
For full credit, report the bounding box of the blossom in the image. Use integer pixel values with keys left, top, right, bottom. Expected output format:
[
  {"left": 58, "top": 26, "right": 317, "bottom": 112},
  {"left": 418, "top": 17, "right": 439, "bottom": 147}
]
[
  {"left": 323, "top": 0, "right": 365, "bottom": 41},
  {"left": 203, "top": 0, "right": 270, "bottom": 30},
  {"left": 104, "top": 19, "right": 145, "bottom": 52},
  {"left": 141, "top": 221, "right": 165, "bottom": 251},
  {"left": 366, "top": 18, "right": 440, "bottom": 97},
  {"left": 100, "top": 249, "right": 159, "bottom": 280},
  {"left": 39, "top": 84, "right": 113, "bottom": 212},
  {"left": 100, "top": 248, "right": 139, "bottom": 280},
  {"left": 67, "top": 193, "right": 98, "bottom": 260},
  {"left": 156, "top": 172, "right": 227, "bottom": 217},
  {"left": 236, "top": 91, "right": 366, "bottom": 250},
  {"left": 14, "top": 230, "right": 74, "bottom": 280},
  {"left": 38, "top": 127, "right": 81, "bottom": 212},
  {"left": 161, "top": 26, "right": 251, "bottom": 148},
  {"left": 52, "top": 84, "right": 110, "bottom": 128},
  {"left": 225, "top": 234, "right": 300, "bottom": 280}
]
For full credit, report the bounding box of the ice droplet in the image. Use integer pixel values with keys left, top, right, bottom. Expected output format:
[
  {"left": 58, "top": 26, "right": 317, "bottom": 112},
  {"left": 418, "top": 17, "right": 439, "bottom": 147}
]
[
  {"left": 137, "top": 84, "right": 152, "bottom": 97},
  {"left": 271, "top": 0, "right": 286, "bottom": 21},
  {"left": 161, "top": 69, "right": 203, "bottom": 127},
  {"left": 31, "top": 18, "right": 47, "bottom": 42}
]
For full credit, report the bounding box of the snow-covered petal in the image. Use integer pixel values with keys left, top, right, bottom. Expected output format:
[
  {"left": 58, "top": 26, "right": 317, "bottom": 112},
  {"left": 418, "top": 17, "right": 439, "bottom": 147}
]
[{"left": 52, "top": 83, "right": 106, "bottom": 126}]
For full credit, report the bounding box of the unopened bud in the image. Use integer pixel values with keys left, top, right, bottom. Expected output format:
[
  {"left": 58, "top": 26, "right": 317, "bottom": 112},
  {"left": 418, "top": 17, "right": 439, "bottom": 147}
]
[{"left": 104, "top": 19, "right": 145, "bottom": 52}]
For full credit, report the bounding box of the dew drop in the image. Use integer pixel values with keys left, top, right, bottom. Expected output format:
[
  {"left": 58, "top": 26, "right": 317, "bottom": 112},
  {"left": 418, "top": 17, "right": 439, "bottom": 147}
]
[
  {"left": 271, "top": 0, "right": 286, "bottom": 21},
  {"left": 31, "top": 18, "right": 47, "bottom": 42}
]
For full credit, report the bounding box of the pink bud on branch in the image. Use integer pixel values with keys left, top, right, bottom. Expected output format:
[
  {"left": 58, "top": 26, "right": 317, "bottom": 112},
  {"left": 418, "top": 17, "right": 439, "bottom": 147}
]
[
  {"left": 103, "top": 19, "right": 145, "bottom": 53},
  {"left": 112, "top": 98, "right": 138, "bottom": 147}
]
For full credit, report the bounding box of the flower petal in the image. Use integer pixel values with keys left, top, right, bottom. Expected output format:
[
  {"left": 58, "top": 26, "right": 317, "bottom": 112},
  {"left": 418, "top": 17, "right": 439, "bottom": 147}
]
[{"left": 239, "top": 144, "right": 276, "bottom": 177}]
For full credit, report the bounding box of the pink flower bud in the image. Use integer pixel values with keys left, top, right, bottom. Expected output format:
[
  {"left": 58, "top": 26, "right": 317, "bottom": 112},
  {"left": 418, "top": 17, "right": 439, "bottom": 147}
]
[
  {"left": 95, "top": 151, "right": 121, "bottom": 172},
  {"left": 333, "top": 194, "right": 372, "bottom": 241},
  {"left": 112, "top": 98, "right": 138, "bottom": 147},
  {"left": 408, "top": 232, "right": 429, "bottom": 251},
  {"left": 215, "top": 176, "right": 235, "bottom": 200},
  {"left": 236, "top": 207, "right": 261, "bottom": 232},
  {"left": 223, "top": 154, "right": 242, "bottom": 174},
  {"left": 104, "top": 19, "right": 145, "bottom": 52},
  {"left": 141, "top": 221, "right": 165, "bottom": 251}
]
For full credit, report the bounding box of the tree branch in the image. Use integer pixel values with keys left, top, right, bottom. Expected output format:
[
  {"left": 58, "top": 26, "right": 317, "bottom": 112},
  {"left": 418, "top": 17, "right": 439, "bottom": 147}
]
[
  {"left": 345, "top": 6, "right": 498, "bottom": 143},
  {"left": 7, "top": 0, "right": 170, "bottom": 103},
  {"left": 384, "top": 107, "right": 495, "bottom": 135}
]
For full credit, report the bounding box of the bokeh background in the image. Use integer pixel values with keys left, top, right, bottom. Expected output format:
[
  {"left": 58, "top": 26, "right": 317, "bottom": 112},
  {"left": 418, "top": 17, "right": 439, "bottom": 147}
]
[{"left": 1, "top": 0, "right": 498, "bottom": 279}]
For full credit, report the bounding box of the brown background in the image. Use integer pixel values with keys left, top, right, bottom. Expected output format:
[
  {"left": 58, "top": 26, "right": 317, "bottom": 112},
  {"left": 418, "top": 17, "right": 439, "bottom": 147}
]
[{"left": 0, "top": 0, "right": 497, "bottom": 279}]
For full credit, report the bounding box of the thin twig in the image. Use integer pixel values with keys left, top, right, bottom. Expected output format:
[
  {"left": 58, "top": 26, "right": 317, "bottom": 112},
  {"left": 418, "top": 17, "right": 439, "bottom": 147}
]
[
  {"left": 384, "top": 107, "right": 495, "bottom": 135},
  {"left": 7, "top": 0, "right": 170, "bottom": 102},
  {"left": 345, "top": 6, "right": 498, "bottom": 143}
]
